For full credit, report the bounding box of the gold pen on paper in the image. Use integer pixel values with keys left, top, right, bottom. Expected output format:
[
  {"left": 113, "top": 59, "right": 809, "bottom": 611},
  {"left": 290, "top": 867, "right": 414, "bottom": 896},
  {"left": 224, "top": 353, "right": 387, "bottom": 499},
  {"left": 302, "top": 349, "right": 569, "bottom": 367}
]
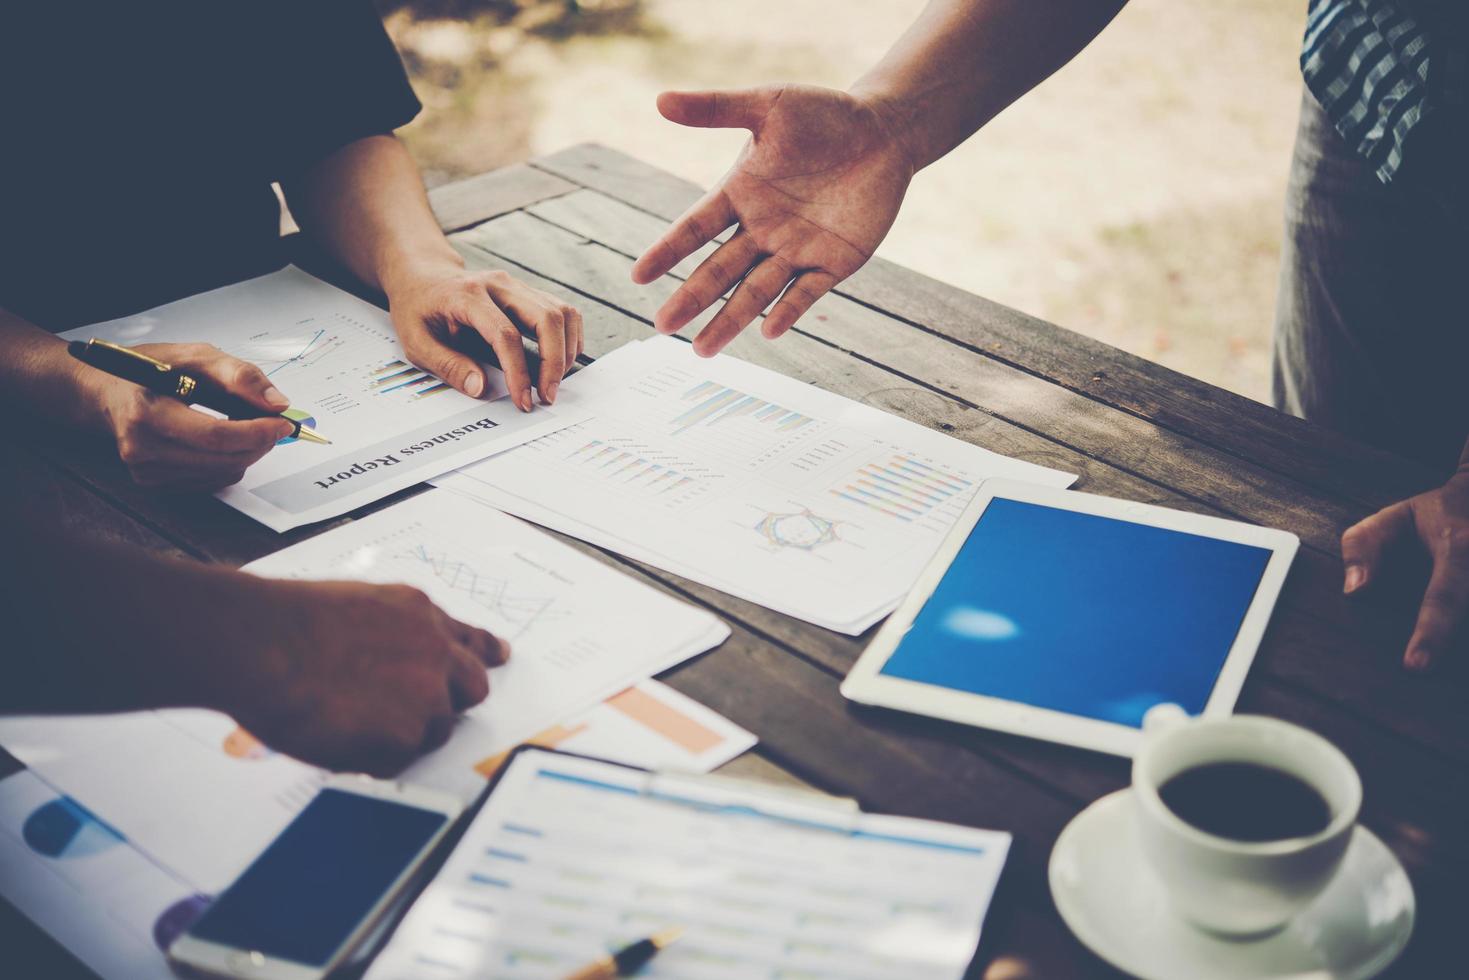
[
  {"left": 69, "top": 339, "right": 331, "bottom": 444},
  {"left": 561, "top": 926, "right": 684, "bottom": 980}
]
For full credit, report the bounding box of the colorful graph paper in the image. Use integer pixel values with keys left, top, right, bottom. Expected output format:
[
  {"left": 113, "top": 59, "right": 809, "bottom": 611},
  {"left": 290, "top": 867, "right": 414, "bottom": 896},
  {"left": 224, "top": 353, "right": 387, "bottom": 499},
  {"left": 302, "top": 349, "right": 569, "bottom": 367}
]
[{"left": 673, "top": 381, "right": 814, "bottom": 435}]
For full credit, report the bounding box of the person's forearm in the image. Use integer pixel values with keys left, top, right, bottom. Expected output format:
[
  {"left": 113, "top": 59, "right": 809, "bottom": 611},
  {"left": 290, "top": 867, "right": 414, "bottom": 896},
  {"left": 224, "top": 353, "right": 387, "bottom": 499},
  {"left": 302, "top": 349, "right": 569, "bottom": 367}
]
[
  {"left": 0, "top": 521, "right": 276, "bottom": 715},
  {"left": 853, "top": 0, "right": 1127, "bottom": 171},
  {"left": 283, "top": 134, "right": 462, "bottom": 298},
  {"left": 0, "top": 307, "right": 110, "bottom": 432}
]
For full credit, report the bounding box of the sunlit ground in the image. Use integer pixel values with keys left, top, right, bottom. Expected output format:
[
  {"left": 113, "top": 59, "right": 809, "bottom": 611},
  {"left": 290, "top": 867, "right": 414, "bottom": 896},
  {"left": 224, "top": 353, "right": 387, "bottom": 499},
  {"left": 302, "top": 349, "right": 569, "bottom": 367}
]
[{"left": 388, "top": 0, "right": 1303, "bottom": 403}]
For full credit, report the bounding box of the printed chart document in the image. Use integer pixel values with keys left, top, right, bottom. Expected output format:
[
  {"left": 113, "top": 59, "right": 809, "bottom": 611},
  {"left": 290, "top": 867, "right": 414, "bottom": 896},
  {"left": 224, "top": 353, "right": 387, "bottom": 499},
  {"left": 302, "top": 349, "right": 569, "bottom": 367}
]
[
  {"left": 0, "top": 681, "right": 748, "bottom": 898},
  {"left": 0, "top": 689, "right": 752, "bottom": 980},
  {"left": 367, "top": 750, "right": 1011, "bottom": 980},
  {"left": 248, "top": 490, "right": 731, "bottom": 800},
  {"left": 0, "top": 771, "right": 199, "bottom": 980},
  {"left": 61, "top": 266, "right": 587, "bottom": 531},
  {"left": 0, "top": 491, "right": 734, "bottom": 891},
  {"left": 439, "top": 336, "right": 1075, "bottom": 632}
]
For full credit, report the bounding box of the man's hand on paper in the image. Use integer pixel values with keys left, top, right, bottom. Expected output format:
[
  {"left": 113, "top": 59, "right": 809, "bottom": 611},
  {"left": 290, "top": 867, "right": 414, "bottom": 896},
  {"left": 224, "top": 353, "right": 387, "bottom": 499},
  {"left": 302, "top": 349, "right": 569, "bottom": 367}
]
[
  {"left": 632, "top": 85, "right": 914, "bottom": 356},
  {"left": 76, "top": 342, "right": 296, "bottom": 490},
  {"left": 387, "top": 265, "right": 583, "bottom": 412},
  {"left": 225, "top": 579, "right": 511, "bottom": 777}
]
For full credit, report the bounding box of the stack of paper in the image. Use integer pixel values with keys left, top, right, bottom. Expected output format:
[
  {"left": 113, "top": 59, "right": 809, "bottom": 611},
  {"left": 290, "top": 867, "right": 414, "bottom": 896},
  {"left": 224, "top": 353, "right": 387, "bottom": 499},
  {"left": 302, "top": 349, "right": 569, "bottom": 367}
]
[
  {"left": 62, "top": 267, "right": 589, "bottom": 531},
  {"left": 0, "top": 489, "right": 743, "bottom": 894},
  {"left": 438, "top": 336, "right": 1075, "bottom": 633},
  {"left": 0, "top": 685, "right": 754, "bottom": 979}
]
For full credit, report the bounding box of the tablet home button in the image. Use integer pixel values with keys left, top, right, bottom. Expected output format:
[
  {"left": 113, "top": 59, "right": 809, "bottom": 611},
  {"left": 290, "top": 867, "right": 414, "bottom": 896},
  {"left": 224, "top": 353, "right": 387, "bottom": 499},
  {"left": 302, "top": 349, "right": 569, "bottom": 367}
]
[{"left": 227, "top": 950, "right": 267, "bottom": 974}]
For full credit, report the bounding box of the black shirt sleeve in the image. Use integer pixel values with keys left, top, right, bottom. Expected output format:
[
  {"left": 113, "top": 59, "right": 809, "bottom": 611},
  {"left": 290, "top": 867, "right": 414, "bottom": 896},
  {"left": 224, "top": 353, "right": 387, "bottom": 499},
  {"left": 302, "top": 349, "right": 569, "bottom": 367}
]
[{"left": 246, "top": 0, "right": 423, "bottom": 178}]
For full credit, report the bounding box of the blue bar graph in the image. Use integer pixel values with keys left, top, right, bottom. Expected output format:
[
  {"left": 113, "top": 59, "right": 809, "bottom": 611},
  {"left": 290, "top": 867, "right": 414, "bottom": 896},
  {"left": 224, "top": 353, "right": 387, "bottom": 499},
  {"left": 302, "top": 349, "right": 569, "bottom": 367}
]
[{"left": 672, "top": 381, "right": 814, "bottom": 435}]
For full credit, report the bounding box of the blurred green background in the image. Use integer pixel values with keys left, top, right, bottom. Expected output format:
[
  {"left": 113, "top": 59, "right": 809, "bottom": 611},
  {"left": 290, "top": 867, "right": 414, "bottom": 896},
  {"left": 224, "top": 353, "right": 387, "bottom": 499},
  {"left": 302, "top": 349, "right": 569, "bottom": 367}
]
[{"left": 381, "top": 0, "right": 1303, "bottom": 403}]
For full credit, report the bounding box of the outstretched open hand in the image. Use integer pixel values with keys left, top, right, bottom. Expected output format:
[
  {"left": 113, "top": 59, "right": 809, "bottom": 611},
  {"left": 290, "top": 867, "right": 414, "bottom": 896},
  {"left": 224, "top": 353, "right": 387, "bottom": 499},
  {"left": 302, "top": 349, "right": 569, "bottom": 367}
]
[{"left": 632, "top": 84, "right": 914, "bottom": 356}]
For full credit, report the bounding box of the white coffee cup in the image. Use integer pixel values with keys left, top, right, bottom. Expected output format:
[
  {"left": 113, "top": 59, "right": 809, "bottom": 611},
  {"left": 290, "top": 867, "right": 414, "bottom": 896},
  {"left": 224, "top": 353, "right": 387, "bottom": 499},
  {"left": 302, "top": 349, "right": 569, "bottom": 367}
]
[{"left": 1131, "top": 705, "right": 1362, "bottom": 937}]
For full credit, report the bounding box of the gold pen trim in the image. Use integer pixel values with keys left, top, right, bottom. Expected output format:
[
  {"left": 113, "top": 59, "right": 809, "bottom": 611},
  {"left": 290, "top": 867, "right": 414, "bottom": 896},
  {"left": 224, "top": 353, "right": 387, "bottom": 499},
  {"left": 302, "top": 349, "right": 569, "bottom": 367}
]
[
  {"left": 89, "top": 338, "right": 173, "bottom": 372},
  {"left": 293, "top": 425, "right": 331, "bottom": 445}
]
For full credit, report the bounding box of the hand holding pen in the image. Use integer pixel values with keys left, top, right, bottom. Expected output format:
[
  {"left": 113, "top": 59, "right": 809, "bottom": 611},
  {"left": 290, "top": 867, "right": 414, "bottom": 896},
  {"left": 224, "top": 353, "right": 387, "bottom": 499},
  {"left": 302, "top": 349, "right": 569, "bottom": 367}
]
[{"left": 67, "top": 340, "right": 326, "bottom": 491}]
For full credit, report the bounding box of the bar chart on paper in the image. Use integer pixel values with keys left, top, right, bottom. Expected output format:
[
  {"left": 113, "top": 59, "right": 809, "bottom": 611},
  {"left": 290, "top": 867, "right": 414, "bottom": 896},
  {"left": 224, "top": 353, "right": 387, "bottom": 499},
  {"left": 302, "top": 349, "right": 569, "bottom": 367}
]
[
  {"left": 368, "top": 359, "right": 453, "bottom": 399},
  {"left": 673, "top": 380, "right": 816, "bottom": 436},
  {"left": 502, "top": 422, "right": 722, "bottom": 507},
  {"left": 620, "top": 363, "right": 829, "bottom": 469},
  {"left": 830, "top": 452, "right": 976, "bottom": 526},
  {"left": 565, "top": 437, "right": 702, "bottom": 498}
]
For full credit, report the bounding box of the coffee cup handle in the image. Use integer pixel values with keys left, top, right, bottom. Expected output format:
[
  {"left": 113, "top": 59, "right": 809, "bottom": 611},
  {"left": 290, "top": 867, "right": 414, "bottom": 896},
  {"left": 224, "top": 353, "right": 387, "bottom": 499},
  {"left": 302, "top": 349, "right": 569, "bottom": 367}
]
[{"left": 1142, "top": 703, "right": 1189, "bottom": 736}]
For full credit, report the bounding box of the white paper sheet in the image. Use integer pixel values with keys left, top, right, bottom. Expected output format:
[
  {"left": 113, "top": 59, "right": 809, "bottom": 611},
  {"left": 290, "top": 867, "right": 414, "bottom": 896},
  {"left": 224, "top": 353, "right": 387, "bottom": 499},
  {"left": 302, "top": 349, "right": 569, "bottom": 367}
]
[
  {"left": 0, "top": 681, "right": 753, "bottom": 979},
  {"left": 0, "top": 492, "right": 733, "bottom": 891},
  {"left": 366, "top": 750, "right": 1011, "bottom": 980},
  {"left": 439, "top": 336, "right": 1075, "bottom": 632},
  {"left": 0, "top": 771, "right": 195, "bottom": 980},
  {"left": 61, "top": 266, "right": 587, "bottom": 531},
  {"left": 246, "top": 489, "right": 731, "bottom": 800},
  {"left": 472, "top": 679, "right": 756, "bottom": 780}
]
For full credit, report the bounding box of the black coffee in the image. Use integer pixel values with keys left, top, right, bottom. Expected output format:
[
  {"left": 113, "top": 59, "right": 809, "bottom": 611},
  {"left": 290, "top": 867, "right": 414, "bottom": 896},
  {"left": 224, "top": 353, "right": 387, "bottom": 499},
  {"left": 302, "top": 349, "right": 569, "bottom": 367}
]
[{"left": 1157, "top": 762, "right": 1332, "bottom": 842}]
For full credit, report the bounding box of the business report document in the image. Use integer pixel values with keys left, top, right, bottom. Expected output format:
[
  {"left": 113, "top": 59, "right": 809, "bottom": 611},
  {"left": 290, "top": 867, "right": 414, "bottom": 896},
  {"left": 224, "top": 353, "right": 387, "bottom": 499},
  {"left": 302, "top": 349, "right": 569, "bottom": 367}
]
[
  {"left": 439, "top": 336, "right": 1076, "bottom": 632},
  {"left": 61, "top": 266, "right": 587, "bottom": 531},
  {"left": 367, "top": 750, "right": 1011, "bottom": 980},
  {"left": 0, "top": 491, "right": 732, "bottom": 891}
]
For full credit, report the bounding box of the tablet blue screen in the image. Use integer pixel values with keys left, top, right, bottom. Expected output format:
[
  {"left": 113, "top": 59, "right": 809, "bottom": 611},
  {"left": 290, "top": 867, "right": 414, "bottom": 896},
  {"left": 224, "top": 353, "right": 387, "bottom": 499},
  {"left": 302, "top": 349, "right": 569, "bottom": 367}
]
[{"left": 878, "top": 498, "right": 1273, "bottom": 727}]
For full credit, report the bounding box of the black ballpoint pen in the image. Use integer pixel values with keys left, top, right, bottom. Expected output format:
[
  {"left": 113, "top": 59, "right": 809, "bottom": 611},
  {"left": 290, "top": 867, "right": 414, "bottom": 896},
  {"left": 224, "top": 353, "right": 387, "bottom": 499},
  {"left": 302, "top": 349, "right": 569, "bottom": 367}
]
[
  {"left": 67, "top": 338, "right": 331, "bottom": 444},
  {"left": 562, "top": 926, "right": 684, "bottom": 980}
]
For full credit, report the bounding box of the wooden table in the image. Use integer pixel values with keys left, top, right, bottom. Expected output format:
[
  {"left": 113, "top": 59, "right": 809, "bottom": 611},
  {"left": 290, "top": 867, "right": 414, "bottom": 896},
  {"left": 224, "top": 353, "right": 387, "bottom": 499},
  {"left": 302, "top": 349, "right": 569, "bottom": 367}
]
[{"left": 3, "top": 145, "right": 1464, "bottom": 978}]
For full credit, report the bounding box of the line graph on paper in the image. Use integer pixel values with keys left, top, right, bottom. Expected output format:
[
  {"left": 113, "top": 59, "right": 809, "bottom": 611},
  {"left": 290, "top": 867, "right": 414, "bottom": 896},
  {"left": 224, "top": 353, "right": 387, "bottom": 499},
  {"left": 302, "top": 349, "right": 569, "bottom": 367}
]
[
  {"left": 228, "top": 321, "right": 348, "bottom": 378},
  {"left": 396, "top": 544, "right": 569, "bottom": 638}
]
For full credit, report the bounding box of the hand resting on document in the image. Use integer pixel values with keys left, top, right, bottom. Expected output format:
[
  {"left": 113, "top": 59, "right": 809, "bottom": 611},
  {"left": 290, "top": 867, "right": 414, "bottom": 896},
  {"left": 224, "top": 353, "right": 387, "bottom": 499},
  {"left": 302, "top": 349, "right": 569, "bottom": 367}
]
[
  {"left": 224, "top": 578, "right": 511, "bottom": 776},
  {"left": 2, "top": 523, "right": 510, "bottom": 778}
]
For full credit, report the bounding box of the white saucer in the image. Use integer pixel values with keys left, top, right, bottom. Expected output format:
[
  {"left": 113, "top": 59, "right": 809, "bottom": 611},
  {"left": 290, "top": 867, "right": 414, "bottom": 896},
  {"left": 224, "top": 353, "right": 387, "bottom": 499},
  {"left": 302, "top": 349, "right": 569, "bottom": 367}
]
[{"left": 1049, "top": 789, "right": 1414, "bottom": 980}]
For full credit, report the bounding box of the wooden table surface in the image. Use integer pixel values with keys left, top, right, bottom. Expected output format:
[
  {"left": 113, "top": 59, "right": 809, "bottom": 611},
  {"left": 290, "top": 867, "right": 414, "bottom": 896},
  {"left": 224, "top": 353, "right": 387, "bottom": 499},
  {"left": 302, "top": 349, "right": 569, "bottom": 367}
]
[{"left": 3, "top": 144, "right": 1464, "bottom": 979}]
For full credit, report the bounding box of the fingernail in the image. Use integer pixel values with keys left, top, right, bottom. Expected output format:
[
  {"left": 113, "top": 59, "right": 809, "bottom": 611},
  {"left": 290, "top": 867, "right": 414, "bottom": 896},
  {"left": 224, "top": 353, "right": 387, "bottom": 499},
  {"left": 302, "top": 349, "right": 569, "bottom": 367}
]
[
  {"left": 465, "top": 373, "right": 484, "bottom": 398},
  {"left": 263, "top": 386, "right": 289, "bottom": 409},
  {"left": 1343, "top": 565, "right": 1365, "bottom": 594},
  {"left": 545, "top": 382, "right": 558, "bottom": 404},
  {"left": 520, "top": 391, "right": 532, "bottom": 412},
  {"left": 1405, "top": 647, "right": 1433, "bottom": 671}
]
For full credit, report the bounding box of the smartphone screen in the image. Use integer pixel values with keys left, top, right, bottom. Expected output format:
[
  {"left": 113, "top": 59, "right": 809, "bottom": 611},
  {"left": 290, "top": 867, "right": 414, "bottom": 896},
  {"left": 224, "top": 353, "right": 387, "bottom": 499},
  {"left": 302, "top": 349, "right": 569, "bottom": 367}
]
[{"left": 182, "top": 788, "right": 451, "bottom": 967}]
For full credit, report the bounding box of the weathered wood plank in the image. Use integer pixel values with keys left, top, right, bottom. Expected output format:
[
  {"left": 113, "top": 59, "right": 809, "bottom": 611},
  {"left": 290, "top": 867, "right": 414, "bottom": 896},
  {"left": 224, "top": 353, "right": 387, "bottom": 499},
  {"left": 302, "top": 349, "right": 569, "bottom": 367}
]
[
  {"left": 524, "top": 190, "right": 1370, "bottom": 552},
  {"left": 426, "top": 162, "right": 576, "bottom": 234},
  {"left": 528, "top": 143, "right": 1441, "bottom": 509},
  {"left": 450, "top": 210, "right": 1469, "bottom": 762}
]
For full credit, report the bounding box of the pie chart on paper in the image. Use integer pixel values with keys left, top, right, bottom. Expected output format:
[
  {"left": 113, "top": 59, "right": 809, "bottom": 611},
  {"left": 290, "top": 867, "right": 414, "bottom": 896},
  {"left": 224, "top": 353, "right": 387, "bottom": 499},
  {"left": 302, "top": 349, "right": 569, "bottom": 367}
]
[
  {"left": 275, "top": 407, "right": 318, "bottom": 445},
  {"left": 21, "top": 796, "right": 124, "bottom": 859}
]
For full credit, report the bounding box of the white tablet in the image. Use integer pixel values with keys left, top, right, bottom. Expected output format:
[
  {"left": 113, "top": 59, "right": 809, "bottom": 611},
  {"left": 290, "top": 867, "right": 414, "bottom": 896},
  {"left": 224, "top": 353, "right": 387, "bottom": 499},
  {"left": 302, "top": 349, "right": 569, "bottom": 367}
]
[{"left": 841, "top": 480, "right": 1298, "bottom": 756}]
